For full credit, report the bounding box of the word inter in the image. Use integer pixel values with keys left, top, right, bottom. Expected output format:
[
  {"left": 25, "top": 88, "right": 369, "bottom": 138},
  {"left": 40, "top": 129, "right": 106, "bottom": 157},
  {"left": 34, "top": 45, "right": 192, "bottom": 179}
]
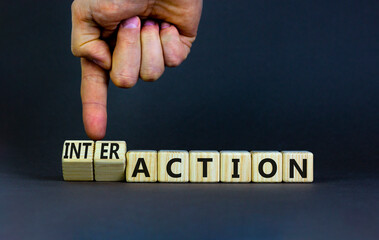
[{"left": 62, "top": 140, "right": 314, "bottom": 183}]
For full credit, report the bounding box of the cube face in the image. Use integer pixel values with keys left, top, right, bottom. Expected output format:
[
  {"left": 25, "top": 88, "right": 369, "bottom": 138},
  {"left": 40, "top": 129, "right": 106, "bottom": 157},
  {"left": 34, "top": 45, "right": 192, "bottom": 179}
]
[
  {"left": 190, "top": 151, "right": 220, "bottom": 182},
  {"left": 126, "top": 151, "right": 157, "bottom": 182},
  {"left": 251, "top": 151, "right": 282, "bottom": 182},
  {"left": 220, "top": 151, "right": 251, "bottom": 182},
  {"left": 282, "top": 151, "right": 313, "bottom": 182},
  {"left": 62, "top": 140, "right": 94, "bottom": 181},
  {"left": 94, "top": 141, "right": 127, "bottom": 181},
  {"left": 158, "top": 151, "right": 189, "bottom": 182}
]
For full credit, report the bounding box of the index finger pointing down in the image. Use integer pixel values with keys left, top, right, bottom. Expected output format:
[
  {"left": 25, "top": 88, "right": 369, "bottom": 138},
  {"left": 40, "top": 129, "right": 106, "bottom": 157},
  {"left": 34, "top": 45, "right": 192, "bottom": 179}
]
[{"left": 81, "top": 58, "right": 109, "bottom": 140}]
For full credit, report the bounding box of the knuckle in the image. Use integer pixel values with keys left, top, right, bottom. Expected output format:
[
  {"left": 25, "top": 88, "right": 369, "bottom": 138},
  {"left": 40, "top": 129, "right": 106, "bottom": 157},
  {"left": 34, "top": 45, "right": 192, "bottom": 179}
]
[
  {"left": 91, "top": 0, "right": 124, "bottom": 23},
  {"left": 141, "top": 72, "right": 161, "bottom": 82},
  {"left": 82, "top": 74, "right": 106, "bottom": 84},
  {"left": 98, "top": 0, "right": 121, "bottom": 15},
  {"left": 165, "top": 54, "right": 184, "bottom": 67},
  {"left": 140, "top": 67, "right": 164, "bottom": 82},
  {"left": 71, "top": 45, "right": 80, "bottom": 57},
  {"left": 71, "top": 42, "right": 101, "bottom": 59},
  {"left": 82, "top": 101, "right": 106, "bottom": 109},
  {"left": 111, "top": 72, "right": 138, "bottom": 88}
]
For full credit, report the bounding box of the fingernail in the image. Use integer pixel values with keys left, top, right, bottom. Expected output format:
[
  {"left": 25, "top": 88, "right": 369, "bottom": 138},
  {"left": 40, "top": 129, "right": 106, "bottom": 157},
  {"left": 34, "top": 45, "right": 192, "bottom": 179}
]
[
  {"left": 121, "top": 16, "right": 139, "bottom": 29},
  {"left": 144, "top": 20, "right": 156, "bottom": 26},
  {"left": 161, "top": 22, "right": 170, "bottom": 29}
]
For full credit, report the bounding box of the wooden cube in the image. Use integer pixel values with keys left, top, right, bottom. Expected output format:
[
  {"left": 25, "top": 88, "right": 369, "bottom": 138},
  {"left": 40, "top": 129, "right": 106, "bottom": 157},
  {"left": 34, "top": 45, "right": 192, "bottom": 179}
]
[
  {"left": 62, "top": 140, "right": 94, "bottom": 181},
  {"left": 220, "top": 151, "right": 251, "bottom": 182},
  {"left": 126, "top": 151, "right": 157, "bottom": 182},
  {"left": 282, "top": 151, "right": 313, "bottom": 182},
  {"left": 94, "top": 141, "right": 126, "bottom": 181},
  {"left": 189, "top": 151, "right": 220, "bottom": 182},
  {"left": 158, "top": 150, "right": 189, "bottom": 182},
  {"left": 251, "top": 151, "right": 282, "bottom": 182}
]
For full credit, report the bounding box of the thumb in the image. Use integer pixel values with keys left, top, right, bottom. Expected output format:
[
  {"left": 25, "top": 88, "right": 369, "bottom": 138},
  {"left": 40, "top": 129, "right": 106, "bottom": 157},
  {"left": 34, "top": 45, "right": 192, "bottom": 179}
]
[{"left": 71, "top": 1, "right": 111, "bottom": 70}]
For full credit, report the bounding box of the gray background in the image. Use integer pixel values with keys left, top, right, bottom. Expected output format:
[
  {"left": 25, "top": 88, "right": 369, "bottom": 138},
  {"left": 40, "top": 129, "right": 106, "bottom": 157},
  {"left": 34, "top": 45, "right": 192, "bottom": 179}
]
[{"left": 0, "top": 0, "right": 378, "bottom": 239}]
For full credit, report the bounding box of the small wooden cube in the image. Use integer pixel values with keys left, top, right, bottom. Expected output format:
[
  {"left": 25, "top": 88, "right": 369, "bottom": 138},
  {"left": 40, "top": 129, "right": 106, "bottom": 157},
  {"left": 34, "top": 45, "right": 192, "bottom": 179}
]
[
  {"left": 190, "top": 151, "right": 220, "bottom": 182},
  {"left": 158, "top": 150, "right": 189, "bottom": 182},
  {"left": 251, "top": 151, "right": 282, "bottom": 182},
  {"left": 220, "top": 151, "right": 251, "bottom": 182},
  {"left": 94, "top": 141, "right": 127, "bottom": 181},
  {"left": 62, "top": 140, "right": 94, "bottom": 181},
  {"left": 126, "top": 151, "right": 157, "bottom": 182},
  {"left": 282, "top": 151, "right": 313, "bottom": 182}
]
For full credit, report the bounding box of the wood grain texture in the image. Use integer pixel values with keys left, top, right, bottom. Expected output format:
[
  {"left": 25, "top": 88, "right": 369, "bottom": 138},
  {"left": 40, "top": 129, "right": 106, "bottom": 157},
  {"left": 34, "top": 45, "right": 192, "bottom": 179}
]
[
  {"left": 251, "top": 151, "right": 282, "bottom": 182},
  {"left": 126, "top": 150, "right": 157, "bottom": 182},
  {"left": 189, "top": 151, "right": 220, "bottom": 182},
  {"left": 94, "top": 141, "right": 126, "bottom": 181},
  {"left": 158, "top": 150, "right": 189, "bottom": 182},
  {"left": 282, "top": 151, "right": 313, "bottom": 182},
  {"left": 220, "top": 151, "right": 251, "bottom": 182},
  {"left": 62, "top": 140, "right": 94, "bottom": 181}
]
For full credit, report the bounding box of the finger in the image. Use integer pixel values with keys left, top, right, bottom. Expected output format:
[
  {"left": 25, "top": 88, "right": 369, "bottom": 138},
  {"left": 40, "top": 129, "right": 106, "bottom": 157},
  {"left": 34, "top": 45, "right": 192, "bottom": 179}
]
[
  {"left": 140, "top": 20, "right": 165, "bottom": 81},
  {"left": 71, "top": 1, "right": 111, "bottom": 70},
  {"left": 110, "top": 16, "right": 141, "bottom": 88},
  {"left": 81, "top": 58, "right": 109, "bottom": 140},
  {"left": 160, "top": 22, "right": 191, "bottom": 67}
]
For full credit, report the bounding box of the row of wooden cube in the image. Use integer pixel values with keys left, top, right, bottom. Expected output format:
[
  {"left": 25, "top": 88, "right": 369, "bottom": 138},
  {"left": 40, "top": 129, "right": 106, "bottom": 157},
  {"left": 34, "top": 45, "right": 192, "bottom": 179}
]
[{"left": 62, "top": 140, "right": 313, "bottom": 183}]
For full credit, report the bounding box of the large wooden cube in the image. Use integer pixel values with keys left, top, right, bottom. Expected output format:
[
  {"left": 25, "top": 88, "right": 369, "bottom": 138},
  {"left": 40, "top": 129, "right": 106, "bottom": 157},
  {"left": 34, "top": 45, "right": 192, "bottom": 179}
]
[
  {"left": 220, "top": 151, "right": 251, "bottom": 182},
  {"left": 189, "top": 151, "right": 220, "bottom": 182},
  {"left": 126, "top": 150, "right": 157, "bottom": 182},
  {"left": 94, "top": 141, "right": 127, "bottom": 181},
  {"left": 282, "top": 151, "right": 313, "bottom": 182},
  {"left": 62, "top": 140, "right": 94, "bottom": 181},
  {"left": 158, "top": 150, "right": 189, "bottom": 182},
  {"left": 251, "top": 151, "right": 282, "bottom": 182}
]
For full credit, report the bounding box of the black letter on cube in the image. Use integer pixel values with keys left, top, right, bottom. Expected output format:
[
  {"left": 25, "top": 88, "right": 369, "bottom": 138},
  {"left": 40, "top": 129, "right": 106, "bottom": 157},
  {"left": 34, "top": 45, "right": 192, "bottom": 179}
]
[
  {"left": 289, "top": 159, "right": 307, "bottom": 178},
  {"left": 132, "top": 158, "right": 150, "bottom": 177},
  {"left": 198, "top": 158, "right": 212, "bottom": 178},
  {"left": 232, "top": 159, "right": 240, "bottom": 178},
  {"left": 258, "top": 158, "right": 277, "bottom": 178},
  {"left": 167, "top": 158, "right": 181, "bottom": 178}
]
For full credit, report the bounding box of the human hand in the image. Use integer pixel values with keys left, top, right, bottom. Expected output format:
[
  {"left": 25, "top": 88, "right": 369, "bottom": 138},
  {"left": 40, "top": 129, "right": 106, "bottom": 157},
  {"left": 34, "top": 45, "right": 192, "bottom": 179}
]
[{"left": 71, "top": 0, "right": 203, "bottom": 139}]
